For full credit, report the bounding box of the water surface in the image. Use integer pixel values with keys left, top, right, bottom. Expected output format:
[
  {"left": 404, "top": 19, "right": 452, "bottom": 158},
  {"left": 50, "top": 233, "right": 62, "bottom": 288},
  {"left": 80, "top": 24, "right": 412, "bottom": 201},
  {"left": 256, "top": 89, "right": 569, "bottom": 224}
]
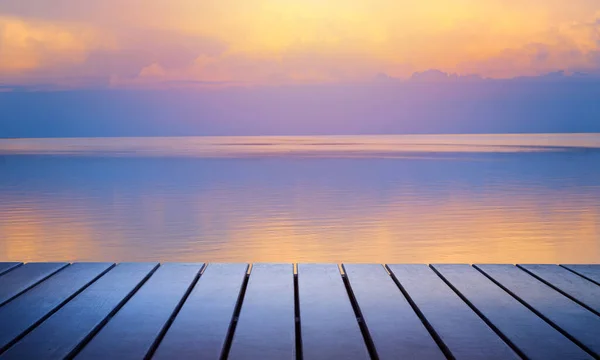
[{"left": 1, "top": 134, "right": 599, "bottom": 263}]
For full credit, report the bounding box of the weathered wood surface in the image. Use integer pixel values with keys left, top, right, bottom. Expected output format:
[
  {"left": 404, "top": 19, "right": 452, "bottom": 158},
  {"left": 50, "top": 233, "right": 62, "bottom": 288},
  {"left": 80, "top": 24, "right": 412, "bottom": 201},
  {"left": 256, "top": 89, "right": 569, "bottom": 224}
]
[
  {"left": 229, "top": 264, "right": 295, "bottom": 360},
  {"left": 344, "top": 264, "right": 445, "bottom": 360},
  {"left": 1, "top": 263, "right": 157, "bottom": 360},
  {"left": 75, "top": 263, "right": 203, "bottom": 360},
  {"left": 388, "top": 264, "right": 518, "bottom": 360},
  {"left": 433, "top": 264, "right": 593, "bottom": 360},
  {"left": 0, "top": 262, "right": 68, "bottom": 307},
  {"left": 0, "top": 262, "right": 598, "bottom": 359},
  {"left": 153, "top": 263, "right": 248, "bottom": 360},
  {"left": 0, "top": 263, "right": 113, "bottom": 353},
  {"left": 298, "top": 264, "right": 370, "bottom": 360},
  {"left": 563, "top": 265, "right": 600, "bottom": 285},
  {"left": 477, "top": 264, "right": 600, "bottom": 357},
  {"left": 519, "top": 264, "right": 600, "bottom": 315},
  {"left": 0, "top": 263, "right": 21, "bottom": 277}
]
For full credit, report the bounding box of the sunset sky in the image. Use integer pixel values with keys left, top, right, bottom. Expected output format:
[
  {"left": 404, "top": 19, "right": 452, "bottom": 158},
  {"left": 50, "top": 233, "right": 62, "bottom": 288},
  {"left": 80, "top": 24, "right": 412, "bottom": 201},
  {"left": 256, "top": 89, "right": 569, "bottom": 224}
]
[
  {"left": 1, "top": 0, "right": 600, "bottom": 88},
  {"left": 1, "top": 1, "right": 600, "bottom": 137}
]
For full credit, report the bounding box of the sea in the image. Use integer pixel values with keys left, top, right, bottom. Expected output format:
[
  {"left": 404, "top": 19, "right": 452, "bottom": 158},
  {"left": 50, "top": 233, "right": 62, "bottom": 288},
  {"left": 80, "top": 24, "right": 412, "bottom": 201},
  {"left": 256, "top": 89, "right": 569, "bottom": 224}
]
[{"left": 1, "top": 134, "right": 599, "bottom": 263}]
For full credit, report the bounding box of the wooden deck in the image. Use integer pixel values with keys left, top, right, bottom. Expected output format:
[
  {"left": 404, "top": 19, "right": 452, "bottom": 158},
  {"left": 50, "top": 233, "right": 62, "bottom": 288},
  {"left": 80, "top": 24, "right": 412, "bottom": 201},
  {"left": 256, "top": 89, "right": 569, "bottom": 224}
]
[{"left": 0, "top": 263, "right": 598, "bottom": 359}]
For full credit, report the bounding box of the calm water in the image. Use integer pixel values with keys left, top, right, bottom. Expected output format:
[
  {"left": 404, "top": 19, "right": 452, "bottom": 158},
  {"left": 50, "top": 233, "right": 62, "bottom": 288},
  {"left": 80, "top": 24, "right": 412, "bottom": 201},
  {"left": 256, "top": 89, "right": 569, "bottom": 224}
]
[{"left": 1, "top": 134, "right": 599, "bottom": 263}]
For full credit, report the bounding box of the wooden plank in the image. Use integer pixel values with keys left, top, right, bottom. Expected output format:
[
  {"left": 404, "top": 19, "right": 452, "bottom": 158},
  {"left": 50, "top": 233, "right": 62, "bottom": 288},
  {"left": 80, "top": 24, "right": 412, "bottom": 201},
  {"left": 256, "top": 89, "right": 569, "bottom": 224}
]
[
  {"left": 562, "top": 265, "right": 600, "bottom": 285},
  {"left": 344, "top": 264, "right": 445, "bottom": 360},
  {"left": 1, "top": 263, "right": 158, "bottom": 360},
  {"left": 519, "top": 264, "right": 600, "bottom": 315},
  {"left": 0, "top": 262, "right": 69, "bottom": 307},
  {"left": 387, "top": 264, "right": 517, "bottom": 360},
  {"left": 153, "top": 263, "right": 248, "bottom": 360},
  {"left": 228, "top": 263, "right": 295, "bottom": 360},
  {"left": 75, "top": 263, "right": 203, "bottom": 360},
  {"left": 433, "top": 264, "right": 592, "bottom": 360},
  {"left": 476, "top": 264, "right": 600, "bottom": 356},
  {"left": 0, "top": 263, "right": 21, "bottom": 277},
  {"left": 0, "top": 263, "right": 113, "bottom": 353},
  {"left": 298, "top": 264, "right": 369, "bottom": 360}
]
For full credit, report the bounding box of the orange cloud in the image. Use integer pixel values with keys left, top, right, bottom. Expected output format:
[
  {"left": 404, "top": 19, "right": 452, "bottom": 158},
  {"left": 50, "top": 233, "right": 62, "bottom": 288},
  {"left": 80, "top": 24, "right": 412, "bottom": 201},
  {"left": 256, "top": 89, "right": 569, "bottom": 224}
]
[
  {"left": 0, "top": 1, "right": 599, "bottom": 87},
  {"left": 0, "top": 16, "right": 105, "bottom": 73}
]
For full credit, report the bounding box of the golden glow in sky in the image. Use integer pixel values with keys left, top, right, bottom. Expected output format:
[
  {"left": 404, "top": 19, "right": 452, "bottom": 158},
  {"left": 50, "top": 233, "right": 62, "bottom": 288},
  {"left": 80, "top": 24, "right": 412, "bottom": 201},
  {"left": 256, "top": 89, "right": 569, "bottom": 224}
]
[{"left": 0, "top": 0, "right": 599, "bottom": 87}]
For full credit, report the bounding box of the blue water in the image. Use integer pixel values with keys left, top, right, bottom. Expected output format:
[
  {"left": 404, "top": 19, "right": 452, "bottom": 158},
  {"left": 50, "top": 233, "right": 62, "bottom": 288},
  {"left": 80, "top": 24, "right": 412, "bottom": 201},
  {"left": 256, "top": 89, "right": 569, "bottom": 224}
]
[{"left": 1, "top": 135, "right": 599, "bottom": 263}]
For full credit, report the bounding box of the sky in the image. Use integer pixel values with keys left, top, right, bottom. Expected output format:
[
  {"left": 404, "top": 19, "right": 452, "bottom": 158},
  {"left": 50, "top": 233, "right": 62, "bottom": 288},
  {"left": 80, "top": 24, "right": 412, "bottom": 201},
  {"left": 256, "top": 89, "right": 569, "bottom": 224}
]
[
  {"left": 0, "top": 1, "right": 599, "bottom": 136},
  {"left": 1, "top": 0, "right": 599, "bottom": 87}
]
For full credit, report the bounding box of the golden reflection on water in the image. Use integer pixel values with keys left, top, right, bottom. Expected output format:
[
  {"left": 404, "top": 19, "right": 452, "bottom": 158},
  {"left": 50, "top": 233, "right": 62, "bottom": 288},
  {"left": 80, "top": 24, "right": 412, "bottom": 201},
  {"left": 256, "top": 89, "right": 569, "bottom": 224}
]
[
  {"left": 1, "top": 134, "right": 599, "bottom": 263},
  {"left": 2, "top": 133, "right": 600, "bottom": 157},
  {"left": 1, "top": 185, "right": 598, "bottom": 263}
]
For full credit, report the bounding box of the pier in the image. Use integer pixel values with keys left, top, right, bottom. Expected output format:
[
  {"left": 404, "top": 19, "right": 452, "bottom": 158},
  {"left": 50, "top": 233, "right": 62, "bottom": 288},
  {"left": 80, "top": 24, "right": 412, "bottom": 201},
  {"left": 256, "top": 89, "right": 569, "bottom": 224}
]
[{"left": 0, "top": 262, "right": 598, "bottom": 359}]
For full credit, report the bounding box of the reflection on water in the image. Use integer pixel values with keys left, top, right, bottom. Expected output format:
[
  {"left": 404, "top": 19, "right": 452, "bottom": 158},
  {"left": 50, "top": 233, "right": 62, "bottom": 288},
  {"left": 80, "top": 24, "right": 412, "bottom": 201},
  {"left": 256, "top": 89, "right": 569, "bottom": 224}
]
[
  {"left": 2, "top": 133, "right": 600, "bottom": 157},
  {"left": 0, "top": 135, "right": 599, "bottom": 263}
]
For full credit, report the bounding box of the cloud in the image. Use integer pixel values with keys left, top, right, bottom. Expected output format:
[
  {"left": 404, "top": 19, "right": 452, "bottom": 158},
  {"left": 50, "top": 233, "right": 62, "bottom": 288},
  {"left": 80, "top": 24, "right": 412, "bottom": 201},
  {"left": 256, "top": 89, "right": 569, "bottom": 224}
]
[
  {"left": 456, "top": 17, "right": 600, "bottom": 77},
  {"left": 80, "top": 29, "right": 227, "bottom": 79},
  {"left": 0, "top": 17, "right": 229, "bottom": 87},
  {"left": 120, "top": 43, "right": 399, "bottom": 86},
  {"left": 409, "top": 70, "right": 484, "bottom": 82},
  {"left": 0, "top": 1, "right": 600, "bottom": 87},
  {"left": 0, "top": 16, "right": 102, "bottom": 73}
]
